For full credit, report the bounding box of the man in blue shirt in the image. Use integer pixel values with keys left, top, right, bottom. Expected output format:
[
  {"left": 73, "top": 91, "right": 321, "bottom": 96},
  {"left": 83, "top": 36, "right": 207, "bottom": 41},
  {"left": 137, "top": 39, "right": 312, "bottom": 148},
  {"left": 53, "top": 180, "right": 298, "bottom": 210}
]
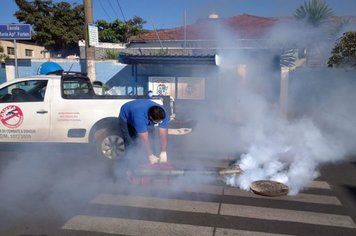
[{"left": 119, "top": 99, "right": 169, "bottom": 164}]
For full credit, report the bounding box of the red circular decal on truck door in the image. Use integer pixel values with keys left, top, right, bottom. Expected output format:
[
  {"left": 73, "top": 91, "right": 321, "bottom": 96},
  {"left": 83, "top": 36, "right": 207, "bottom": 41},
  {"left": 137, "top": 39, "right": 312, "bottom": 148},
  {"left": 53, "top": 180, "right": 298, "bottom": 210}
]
[{"left": 0, "top": 105, "right": 24, "bottom": 128}]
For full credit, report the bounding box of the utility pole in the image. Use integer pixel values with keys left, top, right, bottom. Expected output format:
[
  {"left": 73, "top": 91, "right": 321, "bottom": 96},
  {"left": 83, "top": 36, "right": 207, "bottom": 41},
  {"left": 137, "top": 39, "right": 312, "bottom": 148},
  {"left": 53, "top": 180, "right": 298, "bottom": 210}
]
[{"left": 84, "top": 0, "right": 96, "bottom": 82}]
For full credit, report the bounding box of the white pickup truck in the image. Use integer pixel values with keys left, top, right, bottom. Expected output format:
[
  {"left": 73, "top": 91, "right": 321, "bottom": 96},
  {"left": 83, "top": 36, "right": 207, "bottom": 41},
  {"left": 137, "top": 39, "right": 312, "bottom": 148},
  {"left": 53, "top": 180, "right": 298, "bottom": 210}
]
[{"left": 0, "top": 72, "right": 185, "bottom": 160}]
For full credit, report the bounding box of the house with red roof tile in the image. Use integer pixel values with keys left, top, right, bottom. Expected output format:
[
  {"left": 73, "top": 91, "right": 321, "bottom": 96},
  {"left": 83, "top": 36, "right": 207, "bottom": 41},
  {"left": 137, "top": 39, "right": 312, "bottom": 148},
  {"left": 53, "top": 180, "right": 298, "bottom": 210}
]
[{"left": 108, "top": 13, "right": 354, "bottom": 117}]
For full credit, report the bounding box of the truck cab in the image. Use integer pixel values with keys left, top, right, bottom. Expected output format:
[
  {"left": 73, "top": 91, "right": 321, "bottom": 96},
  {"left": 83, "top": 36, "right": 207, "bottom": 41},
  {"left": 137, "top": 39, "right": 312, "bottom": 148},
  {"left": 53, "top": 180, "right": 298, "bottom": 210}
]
[{"left": 0, "top": 72, "right": 190, "bottom": 161}]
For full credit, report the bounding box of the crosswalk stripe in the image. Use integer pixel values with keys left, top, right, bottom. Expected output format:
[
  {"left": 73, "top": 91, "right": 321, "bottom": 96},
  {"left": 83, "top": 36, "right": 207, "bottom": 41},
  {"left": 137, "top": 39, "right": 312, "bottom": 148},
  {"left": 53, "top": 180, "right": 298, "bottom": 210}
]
[
  {"left": 224, "top": 187, "right": 342, "bottom": 205},
  {"left": 62, "top": 215, "right": 214, "bottom": 236},
  {"left": 138, "top": 183, "right": 340, "bottom": 206},
  {"left": 147, "top": 183, "right": 224, "bottom": 195},
  {"left": 91, "top": 193, "right": 354, "bottom": 228},
  {"left": 91, "top": 194, "right": 220, "bottom": 214},
  {"left": 214, "top": 228, "right": 294, "bottom": 236},
  {"left": 307, "top": 180, "right": 331, "bottom": 189},
  {"left": 62, "top": 215, "right": 298, "bottom": 236},
  {"left": 220, "top": 203, "right": 356, "bottom": 228}
]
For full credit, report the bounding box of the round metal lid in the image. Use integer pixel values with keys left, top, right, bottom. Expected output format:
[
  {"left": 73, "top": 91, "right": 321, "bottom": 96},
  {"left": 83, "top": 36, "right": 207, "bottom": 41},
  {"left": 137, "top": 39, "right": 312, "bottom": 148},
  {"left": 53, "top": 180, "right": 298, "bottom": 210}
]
[{"left": 250, "top": 180, "right": 289, "bottom": 197}]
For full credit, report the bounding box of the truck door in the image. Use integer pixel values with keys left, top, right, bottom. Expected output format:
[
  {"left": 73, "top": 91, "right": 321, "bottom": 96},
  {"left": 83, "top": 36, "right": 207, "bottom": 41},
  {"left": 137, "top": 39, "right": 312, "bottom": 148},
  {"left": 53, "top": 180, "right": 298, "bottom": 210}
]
[{"left": 0, "top": 79, "right": 50, "bottom": 142}]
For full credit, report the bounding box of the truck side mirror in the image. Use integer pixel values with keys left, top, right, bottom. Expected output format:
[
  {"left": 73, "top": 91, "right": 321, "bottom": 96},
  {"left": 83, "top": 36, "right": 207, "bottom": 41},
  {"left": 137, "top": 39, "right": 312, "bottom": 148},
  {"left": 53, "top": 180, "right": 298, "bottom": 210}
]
[
  {"left": 93, "top": 81, "right": 103, "bottom": 87},
  {"left": 92, "top": 81, "right": 106, "bottom": 95}
]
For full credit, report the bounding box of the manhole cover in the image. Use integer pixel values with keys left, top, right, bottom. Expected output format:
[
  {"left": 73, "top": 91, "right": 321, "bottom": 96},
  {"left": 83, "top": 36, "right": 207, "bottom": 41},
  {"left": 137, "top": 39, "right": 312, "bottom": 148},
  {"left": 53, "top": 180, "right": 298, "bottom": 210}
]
[{"left": 250, "top": 180, "right": 289, "bottom": 197}]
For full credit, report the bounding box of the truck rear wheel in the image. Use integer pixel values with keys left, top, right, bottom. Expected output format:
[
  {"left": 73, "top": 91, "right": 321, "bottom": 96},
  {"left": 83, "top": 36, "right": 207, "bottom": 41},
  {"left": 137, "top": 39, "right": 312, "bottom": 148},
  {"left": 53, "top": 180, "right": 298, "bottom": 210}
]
[{"left": 94, "top": 128, "right": 125, "bottom": 160}]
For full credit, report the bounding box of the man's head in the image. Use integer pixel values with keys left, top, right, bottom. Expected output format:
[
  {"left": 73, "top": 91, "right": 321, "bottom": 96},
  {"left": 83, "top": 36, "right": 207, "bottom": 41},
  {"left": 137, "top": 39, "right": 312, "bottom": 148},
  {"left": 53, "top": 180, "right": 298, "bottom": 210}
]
[{"left": 148, "top": 106, "right": 166, "bottom": 124}]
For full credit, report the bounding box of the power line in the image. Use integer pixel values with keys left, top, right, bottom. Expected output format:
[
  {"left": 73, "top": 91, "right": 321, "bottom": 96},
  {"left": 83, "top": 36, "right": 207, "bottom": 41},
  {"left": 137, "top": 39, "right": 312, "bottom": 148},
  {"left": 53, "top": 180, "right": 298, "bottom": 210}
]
[
  {"left": 98, "top": 0, "right": 113, "bottom": 22},
  {"left": 116, "top": 0, "right": 127, "bottom": 23},
  {"left": 107, "top": 0, "right": 120, "bottom": 20}
]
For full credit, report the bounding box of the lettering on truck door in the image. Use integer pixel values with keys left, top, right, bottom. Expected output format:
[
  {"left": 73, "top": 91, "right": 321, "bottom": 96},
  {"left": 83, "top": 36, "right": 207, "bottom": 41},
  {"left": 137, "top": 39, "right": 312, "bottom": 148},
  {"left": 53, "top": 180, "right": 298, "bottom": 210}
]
[
  {"left": 0, "top": 79, "right": 50, "bottom": 142},
  {"left": 49, "top": 76, "right": 93, "bottom": 142}
]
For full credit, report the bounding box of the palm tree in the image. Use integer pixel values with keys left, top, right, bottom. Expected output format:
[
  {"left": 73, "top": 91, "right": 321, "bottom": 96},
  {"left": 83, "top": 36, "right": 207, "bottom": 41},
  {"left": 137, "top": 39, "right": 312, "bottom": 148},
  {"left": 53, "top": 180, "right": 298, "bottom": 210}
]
[
  {"left": 294, "top": 0, "right": 335, "bottom": 67},
  {"left": 294, "top": 0, "right": 334, "bottom": 27},
  {"left": 280, "top": 48, "right": 298, "bottom": 68}
]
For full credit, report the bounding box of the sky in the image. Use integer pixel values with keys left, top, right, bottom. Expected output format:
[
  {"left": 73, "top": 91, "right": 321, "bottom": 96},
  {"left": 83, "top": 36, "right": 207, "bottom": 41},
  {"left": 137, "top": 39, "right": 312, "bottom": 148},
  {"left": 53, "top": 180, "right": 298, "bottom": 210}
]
[{"left": 0, "top": 0, "right": 356, "bottom": 30}]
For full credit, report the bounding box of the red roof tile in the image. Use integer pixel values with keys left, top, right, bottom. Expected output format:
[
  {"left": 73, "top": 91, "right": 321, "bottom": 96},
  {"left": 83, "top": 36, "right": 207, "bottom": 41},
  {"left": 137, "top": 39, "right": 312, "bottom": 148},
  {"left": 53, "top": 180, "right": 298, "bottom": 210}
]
[
  {"left": 131, "top": 14, "right": 279, "bottom": 41},
  {"left": 130, "top": 14, "right": 356, "bottom": 42}
]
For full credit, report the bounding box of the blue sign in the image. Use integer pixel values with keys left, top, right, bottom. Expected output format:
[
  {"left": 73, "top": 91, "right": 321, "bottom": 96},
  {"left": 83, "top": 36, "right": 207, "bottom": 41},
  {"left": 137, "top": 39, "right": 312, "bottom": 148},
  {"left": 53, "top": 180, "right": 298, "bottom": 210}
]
[{"left": 0, "top": 24, "right": 31, "bottom": 40}]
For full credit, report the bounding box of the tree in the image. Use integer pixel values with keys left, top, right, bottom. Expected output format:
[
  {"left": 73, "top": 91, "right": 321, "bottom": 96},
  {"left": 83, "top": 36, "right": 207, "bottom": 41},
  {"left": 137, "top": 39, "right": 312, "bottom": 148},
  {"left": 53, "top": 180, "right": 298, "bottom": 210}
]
[
  {"left": 294, "top": 0, "right": 334, "bottom": 27},
  {"left": 293, "top": 0, "right": 336, "bottom": 67},
  {"left": 330, "top": 18, "right": 352, "bottom": 37},
  {"left": 97, "top": 17, "right": 148, "bottom": 43},
  {"left": 280, "top": 48, "right": 297, "bottom": 68},
  {"left": 14, "top": 0, "right": 84, "bottom": 56},
  {"left": 328, "top": 31, "right": 356, "bottom": 69}
]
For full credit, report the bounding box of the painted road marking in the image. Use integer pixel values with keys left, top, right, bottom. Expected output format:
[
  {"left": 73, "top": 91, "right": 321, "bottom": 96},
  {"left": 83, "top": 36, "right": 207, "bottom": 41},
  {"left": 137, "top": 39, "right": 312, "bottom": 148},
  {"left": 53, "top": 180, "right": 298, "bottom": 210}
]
[
  {"left": 92, "top": 193, "right": 353, "bottom": 228},
  {"left": 220, "top": 203, "right": 356, "bottom": 228},
  {"left": 224, "top": 187, "right": 341, "bottom": 205},
  {"left": 62, "top": 215, "right": 297, "bottom": 236},
  {"left": 62, "top": 178, "right": 355, "bottom": 236},
  {"left": 62, "top": 215, "right": 213, "bottom": 236},
  {"left": 148, "top": 184, "right": 224, "bottom": 195},
  {"left": 91, "top": 194, "right": 220, "bottom": 214},
  {"left": 141, "top": 182, "right": 339, "bottom": 205},
  {"left": 307, "top": 180, "right": 331, "bottom": 189},
  {"left": 215, "top": 228, "right": 294, "bottom": 236}
]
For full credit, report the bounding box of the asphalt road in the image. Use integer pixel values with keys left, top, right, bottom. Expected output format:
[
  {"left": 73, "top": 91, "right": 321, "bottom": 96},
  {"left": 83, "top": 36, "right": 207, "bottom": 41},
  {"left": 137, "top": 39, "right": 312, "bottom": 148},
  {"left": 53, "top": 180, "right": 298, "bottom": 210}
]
[{"left": 0, "top": 143, "right": 356, "bottom": 236}]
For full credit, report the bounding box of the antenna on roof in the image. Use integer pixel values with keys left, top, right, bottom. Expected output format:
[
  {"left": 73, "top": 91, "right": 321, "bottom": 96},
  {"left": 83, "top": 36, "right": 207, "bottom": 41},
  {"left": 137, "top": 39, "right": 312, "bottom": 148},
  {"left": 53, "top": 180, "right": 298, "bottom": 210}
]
[
  {"left": 151, "top": 23, "right": 164, "bottom": 49},
  {"left": 68, "top": 63, "right": 74, "bottom": 72},
  {"left": 184, "top": 9, "right": 187, "bottom": 49}
]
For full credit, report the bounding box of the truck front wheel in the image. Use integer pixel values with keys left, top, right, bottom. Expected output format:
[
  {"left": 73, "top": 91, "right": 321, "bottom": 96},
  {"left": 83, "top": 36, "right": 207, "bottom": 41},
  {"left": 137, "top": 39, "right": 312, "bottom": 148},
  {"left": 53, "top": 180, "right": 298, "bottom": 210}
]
[{"left": 94, "top": 128, "right": 125, "bottom": 160}]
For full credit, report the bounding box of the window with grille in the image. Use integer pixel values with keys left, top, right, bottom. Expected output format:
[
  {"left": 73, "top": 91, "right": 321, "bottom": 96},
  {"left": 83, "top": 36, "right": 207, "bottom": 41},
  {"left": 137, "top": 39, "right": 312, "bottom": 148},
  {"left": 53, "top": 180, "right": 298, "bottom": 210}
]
[
  {"left": 7, "top": 47, "right": 15, "bottom": 55},
  {"left": 25, "top": 49, "right": 33, "bottom": 57}
]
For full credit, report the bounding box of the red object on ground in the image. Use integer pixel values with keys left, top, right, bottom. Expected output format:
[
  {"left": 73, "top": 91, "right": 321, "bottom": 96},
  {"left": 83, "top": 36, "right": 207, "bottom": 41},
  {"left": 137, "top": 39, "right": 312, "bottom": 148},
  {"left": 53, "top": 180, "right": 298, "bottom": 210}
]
[{"left": 127, "top": 162, "right": 175, "bottom": 186}]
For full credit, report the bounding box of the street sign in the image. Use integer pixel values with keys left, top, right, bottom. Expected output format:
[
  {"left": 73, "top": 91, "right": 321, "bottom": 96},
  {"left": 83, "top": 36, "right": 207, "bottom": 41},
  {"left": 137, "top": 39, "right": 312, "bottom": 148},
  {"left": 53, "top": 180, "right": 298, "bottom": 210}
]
[
  {"left": 0, "top": 24, "right": 31, "bottom": 40},
  {"left": 88, "top": 23, "right": 98, "bottom": 46}
]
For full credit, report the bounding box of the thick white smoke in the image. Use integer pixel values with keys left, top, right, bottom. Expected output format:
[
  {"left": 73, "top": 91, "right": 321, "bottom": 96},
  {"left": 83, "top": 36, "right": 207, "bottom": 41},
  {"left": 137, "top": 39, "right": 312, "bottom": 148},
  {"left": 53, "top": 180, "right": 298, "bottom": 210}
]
[
  {"left": 225, "top": 114, "right": 347, "bottom": 194},
  {"left": 185, "top": 18, "right": 356, "bottom": 195}
]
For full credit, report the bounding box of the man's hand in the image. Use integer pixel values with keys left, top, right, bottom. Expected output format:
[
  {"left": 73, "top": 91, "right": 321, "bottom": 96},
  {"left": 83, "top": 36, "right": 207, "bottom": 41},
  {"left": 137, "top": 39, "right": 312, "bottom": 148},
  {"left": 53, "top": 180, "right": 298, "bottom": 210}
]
[
  {"left": 159, "top": 151, "right": 167, "bottom": 163},
  {"left": 148, "top": 154, "right": 160, "bottom": 164}
]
